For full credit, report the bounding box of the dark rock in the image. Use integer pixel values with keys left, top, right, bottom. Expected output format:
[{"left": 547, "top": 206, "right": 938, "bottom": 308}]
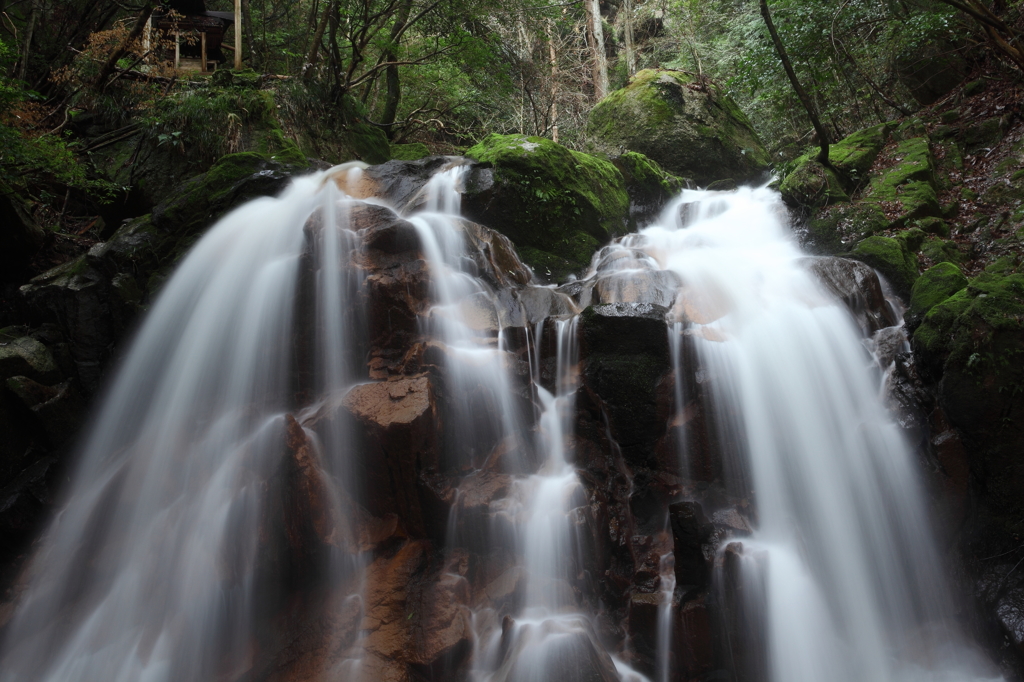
[
  {"left": 895, "top": 42, "right": 967, "bottom": 105},
  {"left": 848, "top": 236, "right": 919, "bottom": 300},
  {"left": 668, "top": 501, "right": 712, "bottom": 590},
  {"left": 362, "top": 156, "right": 453, "bottom": 211},
  {"left": 802, "top": 256, "right": 898, "bottom": 335},
  {"left": 0, "top": 336, "right": 61, "bottom": 385},
  {"left": 5, "top": 376, "right": 86, "bottom": 449},
  {"left": 19, "top": 258, "right": 128, "bottom": 393},
  {"left": 610, "top": 151, "right": 686, "bottom": 228},
  {"left": 0, "top": 184, "right": 45, "bottom": 283},
  {"left": 580, "top": 303, "right": 669, "bottom": 358}
]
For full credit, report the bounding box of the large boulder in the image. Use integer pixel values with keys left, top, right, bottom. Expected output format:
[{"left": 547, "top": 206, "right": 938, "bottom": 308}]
[
  {"left": 913, "top": 258, "right": 1024, "bottom": 552},
  {"left": 463, "top": 135, "right": 629, "bottom": 282},
  {"left": 585, "top": 69, "right": 769, "bottom": 186},
  {"left": 779, "top": 124, "right": 891, "bottom": 210}
]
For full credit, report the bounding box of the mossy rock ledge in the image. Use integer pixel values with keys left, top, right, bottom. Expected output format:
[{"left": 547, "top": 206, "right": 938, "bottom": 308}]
[
  {"left": 584, "top": 69, "right": 769, "bottom": 186},
  {"left": 462, "top": 134, "right": 630, "bottom": 283},
  {"left": 848, "top": 235, "right": 919, "bottom": 298},
  {"left": 912, "top": 258, "right": 1024, "bottom": 537}
]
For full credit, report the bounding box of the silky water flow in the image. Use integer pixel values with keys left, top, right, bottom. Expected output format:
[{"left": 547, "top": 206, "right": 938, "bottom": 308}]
[{"left": 0, "top": 160, "right": 1004, "bottom": 682}]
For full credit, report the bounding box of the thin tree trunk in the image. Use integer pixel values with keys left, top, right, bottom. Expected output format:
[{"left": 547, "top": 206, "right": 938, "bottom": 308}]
[
  {"left": 303, "top": 0, "right": 333, "bottom": 79},
  {"left": 92, "top": 2, "right": 156, "bottom": 90},
  {"left": 546, "top": 20, "right": 559, "bottom": 142},
  {"left": 586, "top": 0, "right": 608, "bottom": 100},
  {"left": 16, "top": 0, "right": 39, "bottom": 82},
  {"left": 242, "top": 0, "right": 256, "bottom": 68},
  {"left": 622, "top": 0, "right": 635, "bottom": 77},
  {"left": 759, "top": 0, "right": 831, "bottom": 166}
]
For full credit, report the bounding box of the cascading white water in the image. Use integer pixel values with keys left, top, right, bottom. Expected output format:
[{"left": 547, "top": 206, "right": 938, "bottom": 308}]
[
  {"left": 0, "top": 170, "right": 368, "bottom": 681},
  {"left": 0, "top": 155, "right": 1003, "bottom": 682},
  {"left": 588, "top": 185, "right": 998, "bottom": 682}
]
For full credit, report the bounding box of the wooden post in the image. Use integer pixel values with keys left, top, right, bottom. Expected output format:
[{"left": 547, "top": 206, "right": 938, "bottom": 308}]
[
  {"left": 174, "top": 31, "right": 180, "bottom": 69},
  {"left": 234, "top": 0, "right": 242, "bottom": 69},
  {"left": 201, "top": 31, "right": 207, "bottom": 72}
]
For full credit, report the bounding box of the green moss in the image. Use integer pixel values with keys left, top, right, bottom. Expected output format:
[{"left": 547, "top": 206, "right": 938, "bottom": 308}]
[
  {"left": 616, "top": 151, "right": 684, "bottom": 196},
  {"left": 464, "top": 134, "right": 627, "bottom": 272},
  {"left": 779, "top": 156, "right": 848, "bottom": 209},
  {"left": 914, "top": 216, "right": 950, "bottom": 237},
  {"left": 909, "top": 262, "right": 967, "bottom": 319},
  {"left": 920, "top": 235, "right": 962, "bottom": 264},
  {"left": 807, "top": 202, "right": 888, "bottom": 253},
  {"left": 828, "top": 123, "right": 891, "bottom": 183},
  {"left": 914, "top": 263, "right": 1024, "bottom": 366},
  {"left": 390, "top": 143, "right": 431, "bottom": 160},
  {"left": 344, "top": 122, "right": 390, "bottom": 164},
  {"left": 863, "top": 138, "right": 940, "bottom": 225},
  {"left": 849, "top": 235, "right": 919, "bottom": 296},
  {"left": 584, "top": 69, "right": 768, "bottom": 184},
  {"left": 898, "top": 227, "right": 927, "bottom": 252},
  {"left": 517, "top": 246, "right": 582, "bottom": 283}
]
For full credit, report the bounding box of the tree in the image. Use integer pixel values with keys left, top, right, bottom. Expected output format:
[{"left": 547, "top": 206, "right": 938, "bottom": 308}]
[{"left": 759, "top": 0, "right": 830, "bottom": 165}]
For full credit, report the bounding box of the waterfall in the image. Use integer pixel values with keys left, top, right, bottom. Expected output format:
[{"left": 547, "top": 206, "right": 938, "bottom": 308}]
[
  {"left": 587, "top": 186, "right": 998, "bottom": 682},
  {"left": 0, "top": 161, "right": 1001, "bottom": 682}
]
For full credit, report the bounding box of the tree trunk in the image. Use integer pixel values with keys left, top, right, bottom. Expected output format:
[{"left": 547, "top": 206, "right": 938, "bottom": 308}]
[
  {"left": 759, "top": 0, "right": 831, "bottom": 166},
  {"left": 586, "top": 0, "right": 608, "bottom": 100},
  {"left": 546, "top": 20, "right": 559, "bottom": 142},
  {"left": 303, "top": 0, "right": 334, "bottom": 79},
  {"left": 622, "top": 0, "right": 635, "bottom": 78},
  {"left": 91, "top": 2, "right": 156, "bottom": 90},
  {"left": 16, "top": 0, "right": 39, "bottom": 82},
  {"left": 379, "top": 0, "right": 412, "bottom": 138},
  {"left": 242, "top": 0, "right": 256, "bottom": 68}
]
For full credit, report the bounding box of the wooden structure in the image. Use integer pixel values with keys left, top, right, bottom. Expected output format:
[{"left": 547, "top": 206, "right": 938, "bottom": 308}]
[{"left": 149, "top": 0, "right": 241, "bottom": 73}]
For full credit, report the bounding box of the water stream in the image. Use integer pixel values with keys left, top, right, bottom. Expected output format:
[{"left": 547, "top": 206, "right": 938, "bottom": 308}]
[{"left": 0, "top": 165, "right": 1001, "bottom": 682}]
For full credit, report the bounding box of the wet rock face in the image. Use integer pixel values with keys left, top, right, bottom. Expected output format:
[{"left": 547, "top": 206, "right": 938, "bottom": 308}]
[
  {"left": 579, "top": 303, "right": 672, "bottom": 468},
  {"left": 802, "top": 256, "right": 898, "bottom": 335}
]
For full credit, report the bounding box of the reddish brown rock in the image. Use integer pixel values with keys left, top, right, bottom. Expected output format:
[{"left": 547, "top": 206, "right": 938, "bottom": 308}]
[{"left": 337, "top": 377, "right": 441, "bottom": 538}]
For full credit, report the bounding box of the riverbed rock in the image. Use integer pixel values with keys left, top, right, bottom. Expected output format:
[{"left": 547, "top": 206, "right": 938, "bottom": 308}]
[
  {"left": 585, "top": 69, "right": 769, "bottom": 186},
  {"left": 463, "top": 134, "right": 630, "bottom": 282},
  {"left": 803, "top": 256, "right": 898, "bottom": 335}
]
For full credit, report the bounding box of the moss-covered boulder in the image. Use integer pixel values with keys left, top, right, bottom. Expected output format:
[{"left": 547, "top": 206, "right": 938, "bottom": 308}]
[
  {"left": 805, "top": 202, "right": 888, "bottom": 253},
  {"left": 584, "top": 69, "right": 769, "bottom": 185},
  {"left": 848, "top": 235, "right": 919, "bottom": 298},
  {"left": 920, "top": 235, "right": 962, "bottom": 264},
  {"left": 862, "top": 136, "right": 940, "bottom": 226},
  {"left": 912, "top": 260, "right": 1024, "bottom": 540},
  {"left": 153, "top": 151, "right": 311, "bottom": 245},
  {"left": 778, "top": 124, "right": 890, "bottom": 210},
  {"left": 779, "top": 159, "right": 848, "bottom": 209},
  {"left": 611, "top": 151, "right": 685, "bottom": 227},
  {"left": 907, "top": 262, "right": 967, "bottom": 327},
  {"left": 89, "top": 86, "right": 306, "bottom": 213},
  {"left": 462, "top": 134, "right": 629, "bottom": 282}
]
